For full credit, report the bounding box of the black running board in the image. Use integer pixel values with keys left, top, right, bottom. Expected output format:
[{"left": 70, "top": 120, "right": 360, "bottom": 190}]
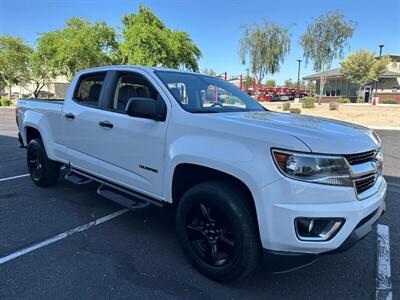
[
  {"left": 65, "top": 168, "right": 163, "bottom": 209},
  {"left": 97, "top": 184, "right": 150, "bottom": 209},
  {"left": 65, "top": 170, "right": 93, "bottom": 185}
]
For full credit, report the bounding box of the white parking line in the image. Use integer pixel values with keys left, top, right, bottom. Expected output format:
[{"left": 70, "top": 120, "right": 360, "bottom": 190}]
[
  {"left": 0, "top": 208, "right": 129, "bottom": 265},
  {"left": 0, "top": 173, "right": 30, "bottom": 182},
  {"left": 376, "top": 224, "right": 392, "bottom": 300}
]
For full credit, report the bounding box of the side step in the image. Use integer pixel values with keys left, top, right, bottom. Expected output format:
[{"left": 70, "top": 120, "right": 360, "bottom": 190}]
[
  {"left": 65, "top": 168, "right": 163, "bottom": 210},
  {"left": 65, "top": 170, "right": 92, "bottom": 185},
  {"left": 97, "top": 184, "right": 150, "bottom": 210}
]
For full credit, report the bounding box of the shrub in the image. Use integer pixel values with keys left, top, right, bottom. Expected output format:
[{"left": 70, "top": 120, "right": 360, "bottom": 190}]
[
  {"left": 336, "top": 97, "right": 351, "bottom": 103},
  {"left": 302, "top": 97, "right": 315, "bottom": 108},
  {"left": 382, "top": 99, "right": 397, "bottom": 104},
  {"left": 290, "top": 108, "right": 301, "bottom": 114},
  {"left": 282, "top": 102, "right": 290, "bottom": 111},
  {"left": 329, "top": 102, "right": 339, "bottom": 110},
  {"left": 0, "top": 99, "right": 11, "bottom": 106},
  {"left": 356, "top": 98, "right": 364, "bottom": 103}
]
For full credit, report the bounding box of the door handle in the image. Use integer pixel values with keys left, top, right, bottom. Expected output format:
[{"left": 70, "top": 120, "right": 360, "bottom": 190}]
[
  {"left": 64, "top": 113, "right": 75, "bottom": 119},
  {"left": 99, "top": 120, "right": 113, "bottom": 128}
]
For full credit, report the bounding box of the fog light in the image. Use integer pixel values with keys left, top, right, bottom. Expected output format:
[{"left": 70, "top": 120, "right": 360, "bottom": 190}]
[{"left": 295, "top": 218, "right": 345, "bottom": 241}]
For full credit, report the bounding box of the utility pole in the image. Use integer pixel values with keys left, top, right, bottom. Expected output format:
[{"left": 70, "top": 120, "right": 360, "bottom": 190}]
[
  {"left": 296, "top": 59, "right": 302, "bottom": 99},
  {"left": 374, "top": 44, "right": 384, "bottom": 94}
]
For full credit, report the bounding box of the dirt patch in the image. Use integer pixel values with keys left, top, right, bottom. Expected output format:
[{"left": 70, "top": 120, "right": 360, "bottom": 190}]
[{"left": 262, "top": 103, "right": 400, "bottom": 129}]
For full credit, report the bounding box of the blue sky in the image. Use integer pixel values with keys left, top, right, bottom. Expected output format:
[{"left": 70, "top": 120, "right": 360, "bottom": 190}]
[{"left": 1, "top": 0, "right": 399, "bottom": 84}]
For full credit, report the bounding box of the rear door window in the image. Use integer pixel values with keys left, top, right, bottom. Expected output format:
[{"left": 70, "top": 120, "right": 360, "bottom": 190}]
[{"left": 74, "top": 73, "right": 106, "bottom": 107}]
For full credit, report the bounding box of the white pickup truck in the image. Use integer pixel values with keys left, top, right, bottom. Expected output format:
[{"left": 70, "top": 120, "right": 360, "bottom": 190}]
[{"left": 16, "top": 66, "right": 387, "bottom": 282}]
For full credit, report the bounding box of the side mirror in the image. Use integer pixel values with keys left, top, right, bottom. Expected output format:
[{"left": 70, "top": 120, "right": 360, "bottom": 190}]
[{"left": 125, "top": 96, "right": 167, "bottom": 121}]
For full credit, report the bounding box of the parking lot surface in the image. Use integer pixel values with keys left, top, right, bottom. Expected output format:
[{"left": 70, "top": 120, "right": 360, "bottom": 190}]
[{"left": 0, "top": 107, "right": 399, "bottom": 299}]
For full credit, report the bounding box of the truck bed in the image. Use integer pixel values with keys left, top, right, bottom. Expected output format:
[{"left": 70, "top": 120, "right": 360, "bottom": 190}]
[
  {"left": 16, "top": 98, "right": 65, "bottom": 135},
  {"left": 19, "top": 98, "right": 64, "bottom": 104}
]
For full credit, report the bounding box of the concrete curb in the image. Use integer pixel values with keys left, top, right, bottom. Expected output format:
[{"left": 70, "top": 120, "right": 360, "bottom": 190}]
[{"left": 370, "top": 127, "right": 400, "bottom": 131}]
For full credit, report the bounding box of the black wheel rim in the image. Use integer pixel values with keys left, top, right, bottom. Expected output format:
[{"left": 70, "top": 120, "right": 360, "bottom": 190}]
[
  {"left": 186, "top": 202, "right": 236, "bottom": 267},
  {"left": 27, "top": 146, "right": 43, "bottom": 181}
]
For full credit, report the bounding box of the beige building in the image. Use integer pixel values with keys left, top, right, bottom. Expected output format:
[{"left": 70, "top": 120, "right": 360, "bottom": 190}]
[
  {"left": 303, "top": 54, "right": 400, "bottom": 103},
  {"left": 7, "top": 75, "right": 69, "bottom": 99}
]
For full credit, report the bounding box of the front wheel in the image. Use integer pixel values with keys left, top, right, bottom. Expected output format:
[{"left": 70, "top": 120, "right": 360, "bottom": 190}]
[
  {"left": 176, "top": 181, "right": 261, "bottom": 282},
  {"left": 27, "top": 138, "right": 60, "bottom": 186}
]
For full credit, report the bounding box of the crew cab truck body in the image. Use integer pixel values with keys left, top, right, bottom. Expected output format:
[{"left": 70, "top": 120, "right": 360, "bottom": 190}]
[{"left": 16, "top": 66, "right": 387, "bottom": 282}]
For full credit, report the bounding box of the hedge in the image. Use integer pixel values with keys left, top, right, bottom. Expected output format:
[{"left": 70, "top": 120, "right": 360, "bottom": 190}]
[
  {"left": 0, "top": 99, "right": 11, "bottom": 106},
  {"left": 302, "top": 97, "right": 315, "bottom": 108},
  {"left": 282, "top": 102, "right": 290, "bottom": 111},
  {"left": 336, "top": 97, "right": 351, "bottom": 103},
  {"left": 329, "top": 102, "right": 339, "bottom": 110},
  {"left": 382, "top": 99, "right": 398, "bottom": 104},
  {"left": 290, "top": 108, "right": 301, "bottom": 114}
]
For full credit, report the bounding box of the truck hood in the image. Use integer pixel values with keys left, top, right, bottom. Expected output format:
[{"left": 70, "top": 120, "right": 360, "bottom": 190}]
[{"left": 212, "top": 111, "right": 380, "bottom": 154}]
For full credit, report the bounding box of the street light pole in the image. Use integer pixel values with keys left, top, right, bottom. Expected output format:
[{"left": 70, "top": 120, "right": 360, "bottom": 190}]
[
  {"left": 375, "top": 44, "right": 384, "bottom": 94},
  {"left": 379, "top": 44, "right": 384, "bottom": 57},
  {"left": 296, "top": 59, "right": 302, "bottom": 99}
]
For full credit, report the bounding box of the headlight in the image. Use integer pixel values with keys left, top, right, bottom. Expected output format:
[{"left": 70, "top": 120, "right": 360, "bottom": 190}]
[
  {"left": 375, "top": 147, "right": 384, "bottom": 173},
  {"left": 271, "top": 149, "right": 352, "bottom": 186}
]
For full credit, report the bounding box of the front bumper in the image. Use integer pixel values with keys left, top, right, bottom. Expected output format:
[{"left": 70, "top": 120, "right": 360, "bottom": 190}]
[
  {"left": 254, "top": 175, "right": 387, "bottom": 254},
  {"left": 262, "top": 201, "right": 385, "bottom": 273}
]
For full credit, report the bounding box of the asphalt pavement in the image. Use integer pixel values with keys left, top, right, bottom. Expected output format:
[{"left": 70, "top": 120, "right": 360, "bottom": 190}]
[{"left": 0, "top": 107, "right": 399, "bottom": 299}]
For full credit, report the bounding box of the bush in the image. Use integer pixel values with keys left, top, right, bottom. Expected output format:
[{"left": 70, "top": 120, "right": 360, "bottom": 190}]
[
  {"left": 329, "top": 102, "right": 339, "bottom": 110},
  {"left": 282, "top": 102, "right": 290, "bottom": 111},
  {"left": 336, "top": 97, "right": 351, "bottom": 103},
  {"left": 382, "top": 99, "right": 398, "bottom": 104},
  {"left": 0, "top": 99, "right": 11, "bottom": 106},
  {"left": 356, "top": 98, "right": 364, "bottom": 103},
  {"left": 290, "top": 108, "right": 301, "bottom": 114},
  {"left": 302, "top": 97, "right": 315, "bottom": 108}
]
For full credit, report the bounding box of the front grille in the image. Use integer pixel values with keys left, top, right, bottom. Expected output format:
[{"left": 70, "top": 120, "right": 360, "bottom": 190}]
[
  {"left": 342, "top": 150, "right": 376, "bottom": 165},
  {"left": 354, "top": 173, "right": 377, "bottom": 194},
  {"left": 341, "top": 149, "right": 380, "bottom": 198}
]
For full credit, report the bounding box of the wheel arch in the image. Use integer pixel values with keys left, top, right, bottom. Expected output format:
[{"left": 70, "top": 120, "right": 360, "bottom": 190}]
[
  {"left": 25, "top": 126, "right": 42, "bottom": 144},
  {"left": 170, "top": 163, "right": 260, "bottom": 234}
]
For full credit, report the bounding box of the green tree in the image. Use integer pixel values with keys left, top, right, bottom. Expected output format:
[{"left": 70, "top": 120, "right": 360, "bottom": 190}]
[
  {"left": 265, "top": 79, "right": 276, "bottom": 87},
  {"left": 120, "top": 5, "right": 201, "bottom": 71},
  {"left": 243, "top": 75, "right": 254, "bottom": 88},
  {"left": 300, "top": 11, "right": 355, "bottom": 103},
  {"left": 24, "top": 51, "right": 53, "bottom": 98},
  {"left": 0, "top": 35, "right": 32, "bottom": 99},
  {"left": 0, "top": 77, "right": 5, "bottom": 93},
  {"left": 340, "top": 49, "right": 389, "bottom": 99},
  {"left": 305, "top": 80, "right": 315, "bottom": 91},
  {"left": 202, "top": 68, "right": 217, "bottom": 76},
  {"left": 239, "top": 21, "right": 290, "bottom": 86},
  {"left": 36, "top": 18, "right": 118, "bottom": 80},
  {"left": 284, "top": 79, "right": 294, "bottom": 88}
]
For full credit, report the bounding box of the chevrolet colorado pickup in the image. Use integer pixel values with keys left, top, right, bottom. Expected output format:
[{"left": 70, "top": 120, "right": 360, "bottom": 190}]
[{"left": 16, "top": 66, "right": 387, "bottom": 282}]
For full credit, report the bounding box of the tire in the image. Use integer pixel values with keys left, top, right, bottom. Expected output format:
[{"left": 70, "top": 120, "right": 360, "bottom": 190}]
[
  {"left": 27, "top": 138, "right": 60, "bottom": 187},
  {"left": 176, "top": 180, "right": 261, "bottom": 282}
]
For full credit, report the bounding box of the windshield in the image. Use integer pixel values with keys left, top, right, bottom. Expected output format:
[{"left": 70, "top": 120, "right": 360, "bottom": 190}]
[{"left": 156, "top": 71, "right": 265, "bottom": 113}]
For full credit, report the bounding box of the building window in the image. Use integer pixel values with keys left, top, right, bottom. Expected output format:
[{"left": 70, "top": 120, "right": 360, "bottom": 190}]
[
  {"left": 336, "top": 79, "right": 341, "bottom": 96},
  {"left": 349, "top": 83, "right": 357, "bottom": 97}
]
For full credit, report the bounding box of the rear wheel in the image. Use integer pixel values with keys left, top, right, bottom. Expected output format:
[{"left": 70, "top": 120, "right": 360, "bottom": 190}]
[
  {"left": 27, "top": 138, "right": 60, "bottom": 186},
  {"left": 176, "top": 181, "right": 261, "bottom": 282}
]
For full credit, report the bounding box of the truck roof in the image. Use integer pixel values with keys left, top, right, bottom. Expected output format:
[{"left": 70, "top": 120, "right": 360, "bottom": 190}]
[{"left": 78, "top": 65, "right": 202, "bottom": 76}]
